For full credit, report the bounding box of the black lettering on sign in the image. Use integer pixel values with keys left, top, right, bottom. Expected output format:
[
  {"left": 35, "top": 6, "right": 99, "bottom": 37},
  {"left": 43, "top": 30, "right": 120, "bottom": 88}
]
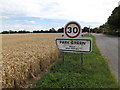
[
  {"left": 71, "top": 41, "right": 73, "bottom": 44},
  {"left": 73, "top": 27, "right": 78, "bottom": 33},
  {"left": 65, "top": 41, "right": 69, "bottom": 44},
  {"left": 60, "top": 41, "right": 62, "bottom": 44},
  {"left": 66, "top": 47, "right": 70, "bottom": 49},
  {"left": 67, "top": 27, "right": 78, "bottom": 33},
  {"left": 70, "top": 41, "right": 86, "bottom": 45},
  {"left": 67, "top": 27, "right": 72, "bottom": 33},
  {"left": 82, "top": 42, "right": 86, "bottom": 45},
  {"left": 59, "top": 40, "right": 69, "bottom": 44}
]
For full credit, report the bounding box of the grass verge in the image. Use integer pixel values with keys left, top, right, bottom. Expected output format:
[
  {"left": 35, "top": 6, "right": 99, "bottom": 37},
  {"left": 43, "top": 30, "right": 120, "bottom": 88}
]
[{"left": 33, "top": 34, "right": 119, "bottom": 88}]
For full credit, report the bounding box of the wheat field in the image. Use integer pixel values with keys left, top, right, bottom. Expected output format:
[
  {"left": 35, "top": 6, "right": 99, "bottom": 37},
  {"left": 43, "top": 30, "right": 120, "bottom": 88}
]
[
  {"left": 1, "top": 33, "right": 62, "bottom": 88},
  {"left": 0, "top": 35, "right": 2, "bottom": 89}
]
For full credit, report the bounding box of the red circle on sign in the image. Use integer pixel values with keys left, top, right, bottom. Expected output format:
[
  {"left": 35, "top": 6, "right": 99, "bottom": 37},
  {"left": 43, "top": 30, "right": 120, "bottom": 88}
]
[{"left": 65, "top": 22, "right": 81, "bottom": 38}]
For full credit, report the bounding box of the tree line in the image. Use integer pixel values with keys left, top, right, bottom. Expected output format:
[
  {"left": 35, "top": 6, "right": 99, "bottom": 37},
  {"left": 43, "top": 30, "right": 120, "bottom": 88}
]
[
  {"left": 92, "top": 5, "right": 120, "bottom": 36},
  {"left": 0, "top": 27, "right": 64, "bottom": 34},
  {"left": 1, "top": 27, "right": 95, "bottom": 34}
]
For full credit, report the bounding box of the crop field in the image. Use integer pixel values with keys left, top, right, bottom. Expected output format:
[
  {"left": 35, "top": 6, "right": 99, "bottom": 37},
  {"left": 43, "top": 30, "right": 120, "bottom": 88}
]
[
  {"left": 0, "top": 35, "right": 2, "bottom": 89},
  {"left": 1, "top": 33, "right": 62, "bottom": 88}
]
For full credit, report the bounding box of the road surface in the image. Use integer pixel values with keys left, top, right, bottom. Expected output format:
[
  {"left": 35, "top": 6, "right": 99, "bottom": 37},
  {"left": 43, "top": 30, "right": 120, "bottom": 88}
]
[{"left": 92, "top": 33, "right": 119, "bottom": 82}]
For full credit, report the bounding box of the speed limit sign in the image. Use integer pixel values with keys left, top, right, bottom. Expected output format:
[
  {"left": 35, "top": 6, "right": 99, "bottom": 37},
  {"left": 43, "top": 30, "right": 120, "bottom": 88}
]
[{"left": 64, "top": 21, "right": 82, "bottom": 38}]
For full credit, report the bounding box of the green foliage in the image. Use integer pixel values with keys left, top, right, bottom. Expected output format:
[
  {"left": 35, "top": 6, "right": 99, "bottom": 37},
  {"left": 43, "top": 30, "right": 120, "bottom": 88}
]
[
  {"left": 33, "top": 35, "right": 119, "bottom": 88},
  {"left": 92, "top": 28, "right": 102, "bottom": 33},
  {"left": 82, "top": 27, "right": 89, "bottom": 32},
  {"left": 108, "top": 6, "right": 120, "bottom": 29},
  {"left": 93, "top": 6, "right": 120, "bottom": 36}
]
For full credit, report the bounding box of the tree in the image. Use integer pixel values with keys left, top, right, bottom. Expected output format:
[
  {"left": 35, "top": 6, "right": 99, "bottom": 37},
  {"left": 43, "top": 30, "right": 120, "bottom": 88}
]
[
  {"left": 82, "top": 27, "right": 89, "bottom": 32},
  {"left": 49, "top": 28, "right": 56, "bottom": 33},
  {"left": 1, "top": 31, "right": 9, "bottom": 34},
  {"left": 18, "top": 30, "right": 30, "bottom": 33},
  {"left": 58, "top": 27, "right": 64, "bottom": 33},
  {"left": 107, "top": 5, "right": 120, "bottom": 35},
  {"left": 96, "top": 5, "right": 120, "bottom": 36},
  {"left": 108, "top": 6, "right": 120, "bottom": 29}
]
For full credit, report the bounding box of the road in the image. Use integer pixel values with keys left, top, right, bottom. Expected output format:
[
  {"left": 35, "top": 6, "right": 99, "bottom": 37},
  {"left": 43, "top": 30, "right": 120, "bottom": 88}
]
[{"left": 92, "top": 33, "right": 119, "bottom": 82}]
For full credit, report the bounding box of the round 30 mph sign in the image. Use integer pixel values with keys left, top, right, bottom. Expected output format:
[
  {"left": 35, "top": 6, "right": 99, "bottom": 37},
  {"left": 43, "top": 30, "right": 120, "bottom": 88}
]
[{"left": 64, "top": 21, "right": 81, "bottom": 38}]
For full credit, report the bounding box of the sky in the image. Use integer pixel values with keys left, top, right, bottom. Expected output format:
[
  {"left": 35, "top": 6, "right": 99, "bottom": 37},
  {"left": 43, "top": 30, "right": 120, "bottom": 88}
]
[{"left": 0, "top": 0, "right": 119, "bottom": 31}]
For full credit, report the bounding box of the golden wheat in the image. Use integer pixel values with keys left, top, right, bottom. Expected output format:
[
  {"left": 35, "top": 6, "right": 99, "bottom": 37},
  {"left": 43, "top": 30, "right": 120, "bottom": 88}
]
[
  {"left": 2, "top": 33, "right": 62, "bottom": 88},
  {"left": 0, "top": 34, "right": 2, "bottom": 89}
]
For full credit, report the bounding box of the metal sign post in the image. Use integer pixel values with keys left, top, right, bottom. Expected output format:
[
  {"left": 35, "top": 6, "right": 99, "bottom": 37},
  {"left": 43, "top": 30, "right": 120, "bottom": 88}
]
[
  {"left": 89, "top": 25, "right": 90, "bottom": 36},
  {"left": 81, "top": 53, "right": 84, "bottom": 65},
  {"left": 62, "top": 52, "right": 64, "bottom": 64}
]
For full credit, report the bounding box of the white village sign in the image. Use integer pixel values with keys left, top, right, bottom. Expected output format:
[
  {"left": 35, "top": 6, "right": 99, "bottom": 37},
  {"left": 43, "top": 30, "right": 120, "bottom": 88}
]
[{"left": 56, "top": 38, "right": 92, "bottom": 53}]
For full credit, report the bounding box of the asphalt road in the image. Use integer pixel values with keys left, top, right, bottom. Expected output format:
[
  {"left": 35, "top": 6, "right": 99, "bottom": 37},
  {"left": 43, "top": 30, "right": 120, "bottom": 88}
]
[{"left": 92, "top": 33, "right": 119, "bottom": 82}]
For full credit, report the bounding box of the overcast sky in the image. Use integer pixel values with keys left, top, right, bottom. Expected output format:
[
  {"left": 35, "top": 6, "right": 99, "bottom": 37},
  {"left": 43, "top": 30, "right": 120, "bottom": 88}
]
[{"left": 0, "top": 0, "right": 119, "bottom": 31}]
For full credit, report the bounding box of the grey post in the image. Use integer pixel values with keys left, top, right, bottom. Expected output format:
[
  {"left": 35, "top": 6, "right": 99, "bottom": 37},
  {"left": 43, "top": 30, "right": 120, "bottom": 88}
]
[
  {"left": 81, "top": 53, "right": 84, "bottom": 65},
  {"left": 89, "top": 25, "right": 90, "bottom": 36},
  {"left": 62, "top": 51, "right": 64, "bottom": 64}
]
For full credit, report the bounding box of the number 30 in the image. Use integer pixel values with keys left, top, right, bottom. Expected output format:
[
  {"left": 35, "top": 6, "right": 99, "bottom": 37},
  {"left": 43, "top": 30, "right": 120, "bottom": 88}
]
[{"left": 67, "top": 27, "right": 78, "bottom": 33}]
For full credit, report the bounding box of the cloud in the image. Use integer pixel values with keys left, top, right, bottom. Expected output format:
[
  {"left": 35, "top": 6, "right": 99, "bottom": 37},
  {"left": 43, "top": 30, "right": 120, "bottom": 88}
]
[
  {"left": 2, "top": 24, "right": 43, "bottom": 31},
  {"left": 23, "top": 20, "right": 36, "bottom": 24},
  {"left": 0, "top": 0, "right": 119, "bottom": 22},
  {"left": 14, "top": 25, "right": 21, "bottom": 28},
  {"left": 28, "top": 21, "right": 36, "bottom": 24},
  {"left": 119, "top": 1, "right": 120, "bottom": 5},
  {"left": 30, "top": 21, "right": 36, "bottom": 24},
  {"left": 0, "top": 16, "right": 10, "bottom": 19}
]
